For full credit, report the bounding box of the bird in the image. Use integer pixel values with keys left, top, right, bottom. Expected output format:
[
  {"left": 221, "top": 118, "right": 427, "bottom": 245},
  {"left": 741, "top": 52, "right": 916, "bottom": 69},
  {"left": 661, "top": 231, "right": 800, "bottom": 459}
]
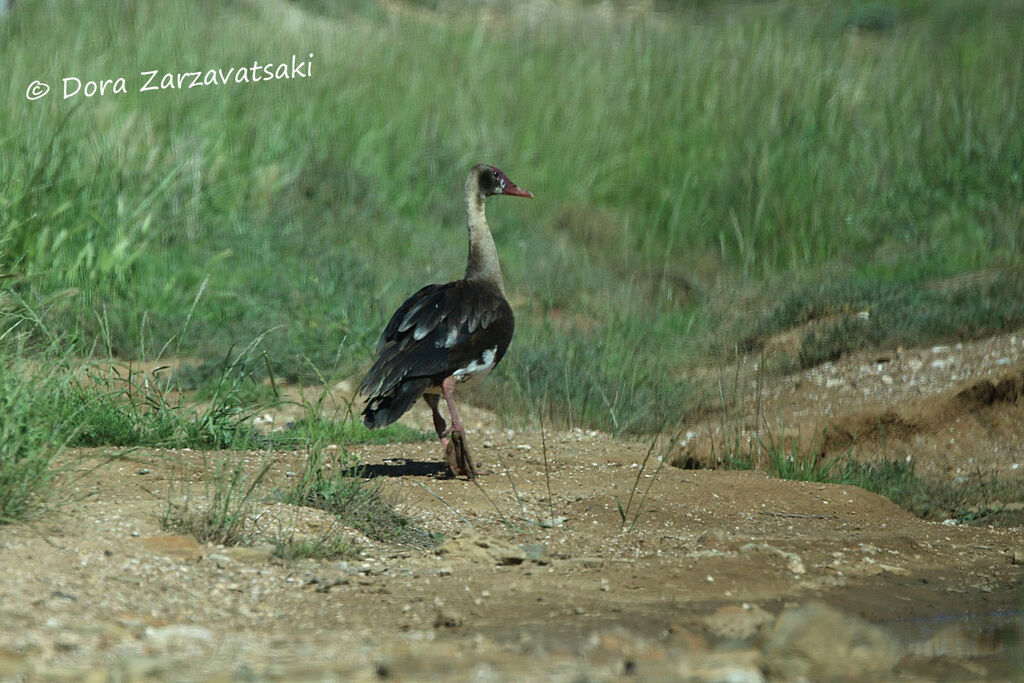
[{"left": 358, "top": 164, "right": 532, "bottom": 478}]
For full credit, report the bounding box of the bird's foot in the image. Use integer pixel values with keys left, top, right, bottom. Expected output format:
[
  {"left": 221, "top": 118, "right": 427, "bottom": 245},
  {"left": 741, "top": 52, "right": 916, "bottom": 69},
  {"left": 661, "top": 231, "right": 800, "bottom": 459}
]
[{"left": 443, "top": 429, "right": 477, "bottom": 479}]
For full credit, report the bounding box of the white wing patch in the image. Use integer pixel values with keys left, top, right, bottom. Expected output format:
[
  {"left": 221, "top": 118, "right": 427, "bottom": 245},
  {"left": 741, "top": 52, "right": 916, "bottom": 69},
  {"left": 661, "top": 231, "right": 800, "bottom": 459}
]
[
  {"left": 441, "top": 325, "right": 459, "bottom": 349},
  {"left": 453, "top": 347, "right": 498, "bottom": 385}
]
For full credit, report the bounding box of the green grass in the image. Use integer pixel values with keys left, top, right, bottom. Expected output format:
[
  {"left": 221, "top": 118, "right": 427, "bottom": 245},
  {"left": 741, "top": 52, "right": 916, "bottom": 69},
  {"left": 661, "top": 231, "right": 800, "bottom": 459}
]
[
  {"left": 739, "top": 267, "right": 1024, "bottom": 370},
  {"left": 2, "top": 0, "right": 1023, "bottom": 437},
  {"left": 0, "top": 357, "right": 69, "bottom": 522},
  {"left": 161, "top": 452, "right": 274, "bottom": 547}
]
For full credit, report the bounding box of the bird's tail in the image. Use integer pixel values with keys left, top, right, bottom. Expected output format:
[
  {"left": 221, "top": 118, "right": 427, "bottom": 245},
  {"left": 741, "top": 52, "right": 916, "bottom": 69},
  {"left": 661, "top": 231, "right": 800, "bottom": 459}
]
[{"left": 362, "top": 377, "right": 431, "bottom": 429}]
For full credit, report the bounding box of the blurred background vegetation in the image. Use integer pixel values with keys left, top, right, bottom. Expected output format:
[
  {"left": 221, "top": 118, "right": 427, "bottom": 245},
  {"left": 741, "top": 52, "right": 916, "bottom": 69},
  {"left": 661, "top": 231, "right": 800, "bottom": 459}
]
[{"left": 2, "top": 0, "right": 1022, "bottom": 435}]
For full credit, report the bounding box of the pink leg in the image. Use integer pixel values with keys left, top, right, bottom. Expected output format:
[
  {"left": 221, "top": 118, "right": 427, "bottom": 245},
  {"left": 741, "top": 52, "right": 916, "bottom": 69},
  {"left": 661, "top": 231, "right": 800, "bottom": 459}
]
[
  {"left": 440, "top": 376, "right": 476, "bottom": 478},
  {"left": 423, "top": 394, "right": 449, "bottom": 451},
  {"left": 441, "top": 376, "right": 465, "bottom": 435}
]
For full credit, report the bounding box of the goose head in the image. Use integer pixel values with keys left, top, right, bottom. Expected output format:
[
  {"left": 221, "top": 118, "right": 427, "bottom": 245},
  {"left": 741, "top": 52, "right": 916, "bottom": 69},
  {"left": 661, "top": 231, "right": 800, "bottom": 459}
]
[{"left": 471, "top": 164, "right": 533, "bottom": 199}]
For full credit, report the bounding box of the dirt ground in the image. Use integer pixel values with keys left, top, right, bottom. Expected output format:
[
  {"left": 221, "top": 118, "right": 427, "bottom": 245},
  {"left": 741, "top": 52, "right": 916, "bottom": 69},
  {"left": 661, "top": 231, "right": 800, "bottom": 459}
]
[{"left": 1, "top": 333, "right": 1022, "bottom": 681}]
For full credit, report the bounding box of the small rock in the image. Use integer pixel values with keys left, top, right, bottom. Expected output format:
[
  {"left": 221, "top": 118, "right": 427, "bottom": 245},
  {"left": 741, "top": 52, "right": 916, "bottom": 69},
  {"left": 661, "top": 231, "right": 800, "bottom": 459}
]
[
  {"left": 686, "top": 652, "right": 766, "bottom": 683},
  {"left": 739, "top": 543, "right": 805, "bottom": 575},
  {"left": 520, "top": 543, "right": 550, "bottom": 564},
  {"left": 224, "top": 543, "right": 276, "bottom": 563},
  {"left": 204, "top": 553, "right": 232, "bottom": 566},
  {"left": 436, "top": 527, "right": 525, "bottom": 566},
  {"left": 144, "top": 624, "right": 213, "bottom": 648},
  {"left": 137, "top": 535, "right": 202, "bottom": 561},
  {"left": 1011, "top": 547, "right": 1024, "bottom": 565},
  {"left": 695, "top": 528, "right": 735, "bottom": 550},
  {"left": 566, "top": 556, "right": 604, "bottom": 569},
  {"left": 761, "top": 602, "right": 900, "bottom": 680},
  {"left": 665, "top": 624, "right": 709, "bottom": 652},
  {"left": 702, "top": 604, "right": 775, "bottom": 640},
  {"left": 135, "top": 468, "right": 151, "bottom": 475},
  {"left": 434, "top": 609, "right": 463, "bottom": 629}
]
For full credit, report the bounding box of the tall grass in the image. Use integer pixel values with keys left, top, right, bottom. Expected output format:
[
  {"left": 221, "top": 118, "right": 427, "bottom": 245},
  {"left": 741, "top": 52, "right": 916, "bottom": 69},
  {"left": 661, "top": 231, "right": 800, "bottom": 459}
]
[
  {"left": 0, "top": 356, "right": 71, "bottom": 522},
  {"left": 2, "top": 0, "right": 1022, "bottom": 433}
]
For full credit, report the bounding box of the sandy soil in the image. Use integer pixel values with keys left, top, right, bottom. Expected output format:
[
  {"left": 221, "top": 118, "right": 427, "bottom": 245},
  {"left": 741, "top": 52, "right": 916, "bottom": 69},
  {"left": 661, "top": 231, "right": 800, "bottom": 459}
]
[{"left": 0, "top": 332, "right": 1022, "bottom": 680}]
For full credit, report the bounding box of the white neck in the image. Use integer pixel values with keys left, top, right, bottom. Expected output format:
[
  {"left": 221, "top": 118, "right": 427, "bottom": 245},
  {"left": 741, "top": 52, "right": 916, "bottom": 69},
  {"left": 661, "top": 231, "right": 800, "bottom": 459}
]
[{"left": 463, "top": 180, "right": 505, "bottom": 293}]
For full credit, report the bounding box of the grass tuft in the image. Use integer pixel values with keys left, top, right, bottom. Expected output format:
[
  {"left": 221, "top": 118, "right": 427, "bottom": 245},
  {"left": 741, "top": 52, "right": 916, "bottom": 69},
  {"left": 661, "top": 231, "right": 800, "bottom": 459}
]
[
  {"left": 280, "top": 443, "right": 437, "bottom": 548},
  {"left": 161, "top": 452, "right": 273, "bottom": 547}
]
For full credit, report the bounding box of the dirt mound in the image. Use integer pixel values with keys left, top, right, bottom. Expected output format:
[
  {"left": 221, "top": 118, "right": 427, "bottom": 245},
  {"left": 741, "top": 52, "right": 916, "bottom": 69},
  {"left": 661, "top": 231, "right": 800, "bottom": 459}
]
[
  {"left": 679, "top": 331, "right": 1024, "bottom": 480},
  {"left": 954, "top": 366, "right": 1024, "bottom": 408},
  {"left": 823, "top": 364, "right": 1024, "bottom": 458}
]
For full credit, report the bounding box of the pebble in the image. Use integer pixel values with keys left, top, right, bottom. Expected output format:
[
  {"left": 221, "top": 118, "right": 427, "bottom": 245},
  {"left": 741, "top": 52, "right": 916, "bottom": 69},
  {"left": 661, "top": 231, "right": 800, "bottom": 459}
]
[
  {"left": 436, "top": 528, "right": 525, "bottom": 566},
  {"left": 144, "top": 625, "right": 213, "bottom": 648},
  {"left": 762, "top": 602, "right": 900, "bottom": 679},
  {"left": 137, "top": 535, "right": 202, "bottom": 561},
  {"left": 224, "top": 544, "right": 276, "bottom": 563},
  {"left": 434, "top": 609, "right": 464, "bottom": 629},
  {"left": 520, "top": 544, "right": 550, "bottom": 563},
  {"left": 702, "top": 605, "right": 774, "bottom": 640},
  {"left": 566, "top": 556, "right": 604, "bottom": 569},
  {"left": 739, "top": 543, "right": 806, "bottom": 575}
]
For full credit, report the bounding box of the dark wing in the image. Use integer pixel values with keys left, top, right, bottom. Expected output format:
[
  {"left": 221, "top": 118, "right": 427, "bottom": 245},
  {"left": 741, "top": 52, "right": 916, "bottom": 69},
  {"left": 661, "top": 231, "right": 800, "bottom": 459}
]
[{"left": 359, "top": 280, "right": 514, "bottom": 428}]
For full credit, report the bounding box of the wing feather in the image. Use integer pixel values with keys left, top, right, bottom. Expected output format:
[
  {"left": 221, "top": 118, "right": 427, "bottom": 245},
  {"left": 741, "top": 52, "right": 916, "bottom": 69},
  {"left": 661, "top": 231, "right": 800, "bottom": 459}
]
[{"left": 359, "top": 280, "right": 514, "bottom": 426}]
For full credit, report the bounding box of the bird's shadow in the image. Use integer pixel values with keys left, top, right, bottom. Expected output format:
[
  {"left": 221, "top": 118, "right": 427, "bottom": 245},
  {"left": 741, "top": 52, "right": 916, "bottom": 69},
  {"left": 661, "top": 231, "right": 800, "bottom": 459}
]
[{"left": 340, "top": 459, "right": 449, "bottom": 479}]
